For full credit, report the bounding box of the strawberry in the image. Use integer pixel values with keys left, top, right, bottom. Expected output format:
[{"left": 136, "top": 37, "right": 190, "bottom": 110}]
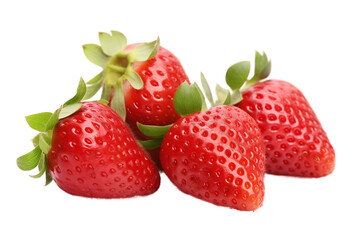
[
  {"left": 17, "top": 80, "right": 160, "bottom": 198},
  {"left": 224, "top": 52, "right": 335, "bottom": 177},
  {"left": 82, "top": 31, "right": 190, "bottom": 168},
  {"left": 140, "top": 83, "right": 265, "bottom": 211}
]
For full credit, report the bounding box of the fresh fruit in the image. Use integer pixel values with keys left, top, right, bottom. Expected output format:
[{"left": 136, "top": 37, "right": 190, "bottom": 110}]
[
  {"left": 141, "top": 83, "right": 265, "bottom": 211},
  {"left": 17, "top": 80, "right": 160, "bottom": 198},
  {"left": 82, "top": 31, "right": 190, "bottom": 167},
  {"left": 225, "top": 52, "right": 335, "bottom": 177}
]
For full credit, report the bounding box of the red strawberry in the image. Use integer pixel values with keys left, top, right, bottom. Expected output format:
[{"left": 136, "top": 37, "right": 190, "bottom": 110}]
[
  {"left": 82, "top": 31, "right": 189, "bottom": 168},
  {"left": 236, "top": 80, "right": 335, "bottom": 177},
  {"left": 48, "top": 102, "right": 160, "bottom": 198},
  {"left": 225, "top": 52, "right": 335, "bottom": 177},
  {"left": 17, "top": 80, "right": 160, "bottom": 198},
  {"left": 147, "top": 83, "right": 265, "bottom": 211}
]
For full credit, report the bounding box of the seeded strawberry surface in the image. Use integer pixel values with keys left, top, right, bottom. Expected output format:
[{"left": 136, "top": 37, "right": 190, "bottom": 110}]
[
  {"left": 237, "top": 80, "right": 335, "bottom": 177},
  {"left": 160, "top": 105, "right": 265, "bottom": 211},
  {"left": 48, "top": 102, "right": 161, "bottom": 198}
]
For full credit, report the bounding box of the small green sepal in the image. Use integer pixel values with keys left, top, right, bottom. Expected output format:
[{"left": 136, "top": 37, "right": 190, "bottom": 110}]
[
  {"left": 230, "top": 89, "right": 243, "bottom": 105},
  {"left": 226, "top": 61, "right": 250, "bottom": 90},
  {"left": 111, "top": 84, "right": 126, "bottom": 120},
  {"left": 137, "top": 122, "right": 173, "bottom": 139},
  {"left": 63, "top": 78, "right": 87, "bottom": 106},
  {"left": 59, "top": 103, "right": 82, "bottom": 119},
  {"left": 129, "top": 37, "right": 160, "bottom": 62},
  {"left": 99, "top": 31, "right": 127, "bottom": 56},
  {"left": 83, "top": 72, "right": 104, "bottom": 100},
  {"left": 25, "top": 112, "right": 53, "bottom": 132},
  {"left": 200, "top": 72, "right": 215, "bottom": 107},
  {"left": 39, "top": 133, "right": 51, "bottom": 154},
  {"left": 174, "top": 82, "right": 205, "bottom": 117},
  {"left": 254, "top": 51, "right": 271, "bottom": 80},
  {"left": 83, "top": 44, "right": 110, "bottom": 68},
  {"left": 126, "top": 70, "right": 144, "bottom": 90},
  {"left": 17, "top": 146, "right": 42, "bottom": 171},
  {"left": 45, "top": 108, "right": 61, "bottom": 131},
  {"left": 30, "top": 153, "right": 46, "bottom": 178},
  {"left": 139, "top": 138, "right": 163, "bottom": 150},
  {"left": 215, "top": 84, "right": 231, "bottom": 106}
]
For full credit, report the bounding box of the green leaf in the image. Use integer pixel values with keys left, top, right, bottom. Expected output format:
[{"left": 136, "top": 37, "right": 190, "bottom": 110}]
[
  {"left": 194, "top": 83, "right": 208, "bottom": 111},
  {"left": 230, "top": 89, "right": 243, "bottom": 105},
  {"left": 87, "top": 71, "right": 103, "bottom": 84},
  {"left": 137, "top": 122, "right": 172, "bottom": 138},
  {"left": 200, "top": 72, "right": 214, "bottom": 106},
  {"left": 30, "top": 153, "right": 46, "bottom": 178},
  {"left": 99, "top": 31, "right": 127, "bottom": 56},
  {"left": 17, "top": 146, "right": 42, "bottom": 171},
  {"left": 95, "top": 99, "right": 109, "bottom": 105},
  {"left": 259, "top": 60, "right": 271, "bottom": 80},
  {"left": 126, "top": 70, "right": 144, "bottom": 90},
  {"left": 83, "top": 72, "right": 104, "bottom": 100},
  {"left": 254, "top": 51, "right": 271, "bottom": 80},
  {"left": 59, "top": 103, "right": 82, "bottom": 119},
  {"left": 215, "top": 84, "right": 231, "bottom": 106},
  {"left": 64, "top": 79, "right": 87, "bottom": 106},
  {"left": 101, "top": 84, "right": 112, "bottom": 102},
  {"left": 174, "top": 82, "right": 204, "bottom": 116},
  {"left": 39, "top": 133, "right": 51, "bottom": 154},
  {"left": 25, "top": 112, "right": 53, "bottom": 132},
  {"left": 129, "top": 37, "right": 160, "bottom": 62},
  {"left": 83, "top": 44, "right": 110, "bottom": 67},
  {"left": 45, "top": 108, "right": 61, "bottom": 131},
  {"left": 226, "top": 61, "right": 250, "bottom": 90},
  {"left": 111, "top": 84, "right": 126, "bottom": 120},
  {"left": 138, "top": 138, "right": 163, "bottom": 150},
  {"left": 45, "top": 166, "right": 53, "bottom": 186},
  {"left": 32, "top": 133, "right": 40, "bottom": 147}
]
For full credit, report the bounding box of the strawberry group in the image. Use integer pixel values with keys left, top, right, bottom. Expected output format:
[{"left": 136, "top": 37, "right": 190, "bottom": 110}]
[{"left": 17, "top": 31, "right": 335, "bottom": 212}]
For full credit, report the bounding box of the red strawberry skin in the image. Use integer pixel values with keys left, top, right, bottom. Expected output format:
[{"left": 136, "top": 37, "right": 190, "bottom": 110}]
[
  {"left": 160, "top": 105, "right": 265, "bottom": 211},
  {"left": 124, "top": 45, "right": 190, "bottom": 133},
  {"left": 236, "top": 80, "right": 335, "bottom": 177},
  {"left": 47, "top": 102, "right": 161, "bottom": 198}
]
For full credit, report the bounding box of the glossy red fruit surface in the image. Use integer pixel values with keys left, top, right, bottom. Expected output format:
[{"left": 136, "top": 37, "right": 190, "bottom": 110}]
[
  {"left": 237, "top": 80, "right": 335, "bottom": 177},
  {"left": 48, "top": 102, "right": 161, "bottom": 198},
  {"left": 160, "top": 105, "right": 265, "bottom": 211}
]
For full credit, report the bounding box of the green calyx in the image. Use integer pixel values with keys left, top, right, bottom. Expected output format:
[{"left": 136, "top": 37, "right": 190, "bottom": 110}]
[
  {"left": 17, "top": 79, "right": 99, "bottom": 185},
  {"left": 228, "top": 51, "right": 272, "bottom": 90},
  {"left": 200, "top": 72, "right": 242, "bottom": 107},
  {"left": 83, "top": 31, "right": 160, "bottom": 120},
  {"left": 201, "top": 51, "right": 272, "bottom": 108}
]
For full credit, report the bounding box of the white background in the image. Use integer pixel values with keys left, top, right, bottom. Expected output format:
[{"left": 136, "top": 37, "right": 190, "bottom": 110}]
[{"left": 1, "top": 0, "right": 359, "bottom": 239}]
